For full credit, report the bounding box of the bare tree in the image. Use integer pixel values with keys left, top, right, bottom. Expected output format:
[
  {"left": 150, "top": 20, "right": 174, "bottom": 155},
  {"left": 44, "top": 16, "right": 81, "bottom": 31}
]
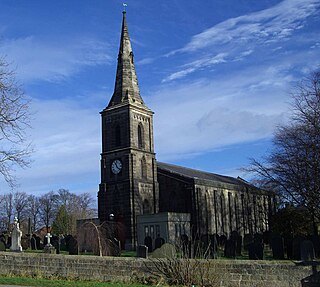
[
  {"left": 0, "top": 192, "right": 13, "bottom": 231},
  {"left": 27, "top": 195, "right": 40, "bottom": 233},
  {"left": 0, "top": 57, "right": 32, "bottom": 187},
  {"left": 246, "top": 70, "right": 320, "bottom": 233},
  {"left": 52, "top": 190, "right": 95, "bottom": 235},
  {"left": 13, "top": 191, "right": 29, "bottom": 223},
  {"left": 39, "top": 191, "right": 57, "bottom": 233}
]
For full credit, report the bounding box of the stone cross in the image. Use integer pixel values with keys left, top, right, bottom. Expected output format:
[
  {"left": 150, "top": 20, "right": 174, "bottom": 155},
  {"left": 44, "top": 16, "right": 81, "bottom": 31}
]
[{"left": 45, "top": 233, "right": 52, "bottom": 246}]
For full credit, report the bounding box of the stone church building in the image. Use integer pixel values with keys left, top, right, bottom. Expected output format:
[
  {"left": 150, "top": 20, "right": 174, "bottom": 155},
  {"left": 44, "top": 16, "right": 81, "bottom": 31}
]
[{"left": 97, "top": 12, "right": 276, "bottom": 249}]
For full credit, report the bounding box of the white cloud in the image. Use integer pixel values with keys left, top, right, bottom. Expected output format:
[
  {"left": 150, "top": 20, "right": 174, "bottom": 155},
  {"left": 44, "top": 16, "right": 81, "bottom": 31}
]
[
  {"left": 0, "top": 36, "right": 111, "bottom": 83},
  {"left": 150, "top": 64, "right": 294, "bottom": 162},
  {"left": 180, "top": 0, "right": 319, "bottom": 53},
  {"left": 7, "top": 97, "right": 102, "bottom": 195},
  {"left": 164, "top": 0, "right": 320, "bottom": 81}
]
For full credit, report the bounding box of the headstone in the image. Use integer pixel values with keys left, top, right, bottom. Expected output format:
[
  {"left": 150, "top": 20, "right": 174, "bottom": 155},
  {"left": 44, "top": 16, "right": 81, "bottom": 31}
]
[
  {"left": 31, "top": 237, "right": 37, "bottom": 250},
  {"left": 52, "top": 236, "right": 60, "bottom": 254},
  {"left": 21, "top": 236, "right": 30, "bottom": 250},
  {"left": 0, "top": 241, "right": 5, "bottom": 251},
  {"left": 10, "top": 217, "right": 23, "bottom": 252},
  {"left": 155, "top": 236, "right": 165, "bottom": 249},
  {"left": 263, "top": 231, "right": 270, "bottom": 245},
  {"left": 243, "top": 234, "right": 254, "bottom": 251},
  {"left": 150, "top": 243, "right": 176, "bottom": 258},
  {"left": 219, "top": 235, "right": 227, "bottom": 247},
  {"left": 249, "top": 235, "right": 264, "bottom": 260},
  {"left": 311, "top": 235, "right": 320, "bottom": 258},
  {"left": 59, "top": 235, "right": 66, "bottom": 251},
  {"left": 35, "top": 235, "right": 42, "bottom": 250},
  {"left": 284, "top": 235, "right": 293, "bottom": 259},
  {"left": 43, "top": 232, "right": 56, "bottom": 254},
  {"left": 271, "top": 234, "right": 284, "bottom": 260},
  {"left": 210, "top": 234, "right": 218, "bottom": 258},
  {"left": 144, "top": 236, "right": 153, "bottom": 252},
  {"left": 224, "top": 239, "right": 236, "bottom": 258},
  {"left": 137, "top": 245, "right": 148, "bottom": 258},
  {"left": 230, "top": 231, "right": 242, "bottom": 256},
  {"left": 292, "top": 237, "right": 303, "bottom": 260},
  {"left": 6, "top": 237, "right": 11, "bottom": 249},
  {"left": 300, "top": 240, "right": 315, "bottom": 262},
  {"left": 68, "top": 236, "right": 78, "bottom": 255}
]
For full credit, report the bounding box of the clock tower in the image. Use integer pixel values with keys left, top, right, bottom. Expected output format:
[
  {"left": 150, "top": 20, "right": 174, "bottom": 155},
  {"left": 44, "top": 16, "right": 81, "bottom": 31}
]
[{"left": 98, "top": 11, "right": 159, "bottom": 248}]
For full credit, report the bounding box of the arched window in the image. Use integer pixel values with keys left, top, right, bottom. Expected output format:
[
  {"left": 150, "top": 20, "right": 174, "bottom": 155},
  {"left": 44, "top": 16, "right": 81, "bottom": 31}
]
[
  {"left": 143, "top": 199, "right": 151, "bottom": 214},
  {"left": 138, "top": 124, "right": 144, "bottom": 149},
  {"left": 115, "top": 125, "right": 121, "bottom": 147},
  {"left": 141, "top": 157, "right": 147, "bottom": 179}
]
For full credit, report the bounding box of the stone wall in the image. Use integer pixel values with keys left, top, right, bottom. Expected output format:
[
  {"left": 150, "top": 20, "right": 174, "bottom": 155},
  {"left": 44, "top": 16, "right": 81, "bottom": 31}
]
[{"left": 0, "top": 252, "right": 315, "bottom": 286}]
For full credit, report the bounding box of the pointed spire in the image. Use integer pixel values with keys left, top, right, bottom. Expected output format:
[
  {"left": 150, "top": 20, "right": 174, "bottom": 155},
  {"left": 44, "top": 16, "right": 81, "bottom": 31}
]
[{"left": 108, "top": 11, "right": 145, "bottom": 108}]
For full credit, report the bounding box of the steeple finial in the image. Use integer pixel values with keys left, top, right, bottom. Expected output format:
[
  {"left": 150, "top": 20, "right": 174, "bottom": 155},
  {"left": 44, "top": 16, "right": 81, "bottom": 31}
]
[
  {"left": 107, "top": 10, "right": 146, "bottom": 108},
  {"left": 123, "top": 3, "right": 127, "bottom": 12}
]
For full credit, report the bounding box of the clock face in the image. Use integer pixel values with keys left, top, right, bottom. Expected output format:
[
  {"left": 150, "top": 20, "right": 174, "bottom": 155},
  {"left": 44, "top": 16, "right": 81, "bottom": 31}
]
[{"left": 111, "top": 159, "right": 122, "bottom": 174}]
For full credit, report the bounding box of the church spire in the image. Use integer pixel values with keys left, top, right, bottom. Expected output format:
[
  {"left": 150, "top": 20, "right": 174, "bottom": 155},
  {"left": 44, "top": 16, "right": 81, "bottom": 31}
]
[{"left": 108, "top": 11, "right": 145, "bottom": 107}]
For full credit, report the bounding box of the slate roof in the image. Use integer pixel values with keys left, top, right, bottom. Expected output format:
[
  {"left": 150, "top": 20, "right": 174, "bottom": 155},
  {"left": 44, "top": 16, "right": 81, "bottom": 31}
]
[{"left": 157, "top": 161, "right": 253, "bottom": 188}]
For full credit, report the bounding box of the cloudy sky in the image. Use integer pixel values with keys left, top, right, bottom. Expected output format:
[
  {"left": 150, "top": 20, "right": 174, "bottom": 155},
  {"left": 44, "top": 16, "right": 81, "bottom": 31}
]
[{"left": 0, "top": 0, "right": 319, "bottom": 198}]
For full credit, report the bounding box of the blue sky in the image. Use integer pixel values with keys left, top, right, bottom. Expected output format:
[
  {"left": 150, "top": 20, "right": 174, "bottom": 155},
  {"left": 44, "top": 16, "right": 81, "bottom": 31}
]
[{"left": 0, "top": 0, "right": 319, "bottom": 198}]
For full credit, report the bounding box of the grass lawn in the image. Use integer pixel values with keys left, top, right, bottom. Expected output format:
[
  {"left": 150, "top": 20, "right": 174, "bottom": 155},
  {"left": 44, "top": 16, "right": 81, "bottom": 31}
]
[{"left": 0, "top": 276, "right": 155, "bottom": 287}]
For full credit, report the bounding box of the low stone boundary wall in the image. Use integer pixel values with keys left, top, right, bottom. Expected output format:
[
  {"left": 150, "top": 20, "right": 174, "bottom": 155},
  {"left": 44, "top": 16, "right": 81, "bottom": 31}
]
[{"left": 0, "top": 252, "right": 316, "bottom": 286}]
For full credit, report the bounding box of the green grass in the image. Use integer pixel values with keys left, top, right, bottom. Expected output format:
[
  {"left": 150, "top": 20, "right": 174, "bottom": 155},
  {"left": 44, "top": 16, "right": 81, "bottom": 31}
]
[{"left": 0, "top": 276, "right": 155, "bottom": 287}]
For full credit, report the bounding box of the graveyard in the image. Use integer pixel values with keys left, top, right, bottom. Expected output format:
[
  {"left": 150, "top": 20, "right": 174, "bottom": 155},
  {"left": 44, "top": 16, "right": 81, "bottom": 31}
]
[{"left": 1, "top": 220, "right": 320, "bottom": 286}]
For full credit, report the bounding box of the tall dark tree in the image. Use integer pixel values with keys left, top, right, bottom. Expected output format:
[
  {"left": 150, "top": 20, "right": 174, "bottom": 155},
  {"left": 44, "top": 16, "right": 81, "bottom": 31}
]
[
  {"left": 0, "top": 57, "right": 32, "bottom": 187},
  {"left": 0, "top": 192, "right": 13, "bottom": 232},
  {"left": 39, "top": 191, "right": 57, "bottom": 233},
  {"left": 246, "top": 70, "right": 320, "bottom": 233},
  {"left": 13, "top": 191, "right": 29, "bottom": 223},
  {"left": 27, "top": 195, "right": 40, "bottom": 233}
]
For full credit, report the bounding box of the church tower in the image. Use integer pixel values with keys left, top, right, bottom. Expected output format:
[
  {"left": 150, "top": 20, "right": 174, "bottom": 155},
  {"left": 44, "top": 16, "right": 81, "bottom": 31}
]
[{"left": 98, "top": 11, "right": 159, "bottom": 248}]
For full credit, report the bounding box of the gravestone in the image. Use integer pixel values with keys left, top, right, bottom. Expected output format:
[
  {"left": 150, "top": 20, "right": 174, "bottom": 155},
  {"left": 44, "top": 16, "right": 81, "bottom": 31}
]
[
  {"left": 35, "top": 235, "right": 42, "bottom": 250},
  {"left": 137, "top": 245, "right": 148, "bottom": 258},
  {"left": 210, "top": 234, "right": 219, "bottom": 258},
  {"left": 249, "top": 235, "right": 264, "bottom": 260},
  {"left": 231, "top": 231, "right": 242, "bottom": 256},
  {"left": 155, "top": 236, "right": 165, "bottom": 249},
  {"left": 31, "top": 237, "right": 37, "bottom": 250},
  {"left": 144, "top": 236, "right": 153, "bottom": 252},
  {"left": 263, "top": 231, "right": 270, "bottom": 245},
  {"left": 21, "top": 236, "right": 30, "bottom": 250},
  {"left": 243, "top": 234, "right": 254, "bottom": 251},
  {"left": 224, "top": 239, "right": 236, "bottom": 258},
  {"left": 150, "top": 243, "right": 176, "bottom": 258},
  {"left": 284, "top": 235, "right": 293, "bottom": 259},
  {"left": 300, "top": 240, "right": 315, "bottom": 262},
  {"left": 59, "top": 235, "right": 66, "bottom": 251},
  {"left": 52, "top": 236, "right": 60, "bottom": 254},
  {"left": 292, "top": 237, "right": 303, "bottom": 260},
  {"left": 68, "top": 236, "right": 78, "bottom": 255},
  {"left": 0, "top": 241, "right": 5, "bottom": 251},
  {"left": 271, "top": 234, "right": 284, "bottom": 260},
  {"left": 10, "top": 217, "right": 23, "bottom": 252},
  {"left": 43, "top": 233, "right": 56, "bottom": 254},
  {"left": 219, "top": 235, "right": 227, "bottom": 247},
  {"left": 311, "top": 235, "right": 320, "bottom": 258},
  {"left": 6, "top": 237, "right": 11, "bottom": 249},
  {"left": 200, "top": 234, "right": 209, "bottom": 247}
]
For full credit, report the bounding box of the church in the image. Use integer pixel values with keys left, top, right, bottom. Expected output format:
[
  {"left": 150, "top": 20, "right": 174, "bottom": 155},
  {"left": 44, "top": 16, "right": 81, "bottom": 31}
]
[{"left": 97, "top": 12, "right": 276, "bottom": 250}]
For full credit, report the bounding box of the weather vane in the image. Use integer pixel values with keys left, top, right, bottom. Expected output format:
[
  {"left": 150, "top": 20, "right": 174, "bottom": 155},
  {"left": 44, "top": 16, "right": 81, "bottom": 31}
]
[{"left": 123, "top": 3, "right": 127, "bottom": 12}]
